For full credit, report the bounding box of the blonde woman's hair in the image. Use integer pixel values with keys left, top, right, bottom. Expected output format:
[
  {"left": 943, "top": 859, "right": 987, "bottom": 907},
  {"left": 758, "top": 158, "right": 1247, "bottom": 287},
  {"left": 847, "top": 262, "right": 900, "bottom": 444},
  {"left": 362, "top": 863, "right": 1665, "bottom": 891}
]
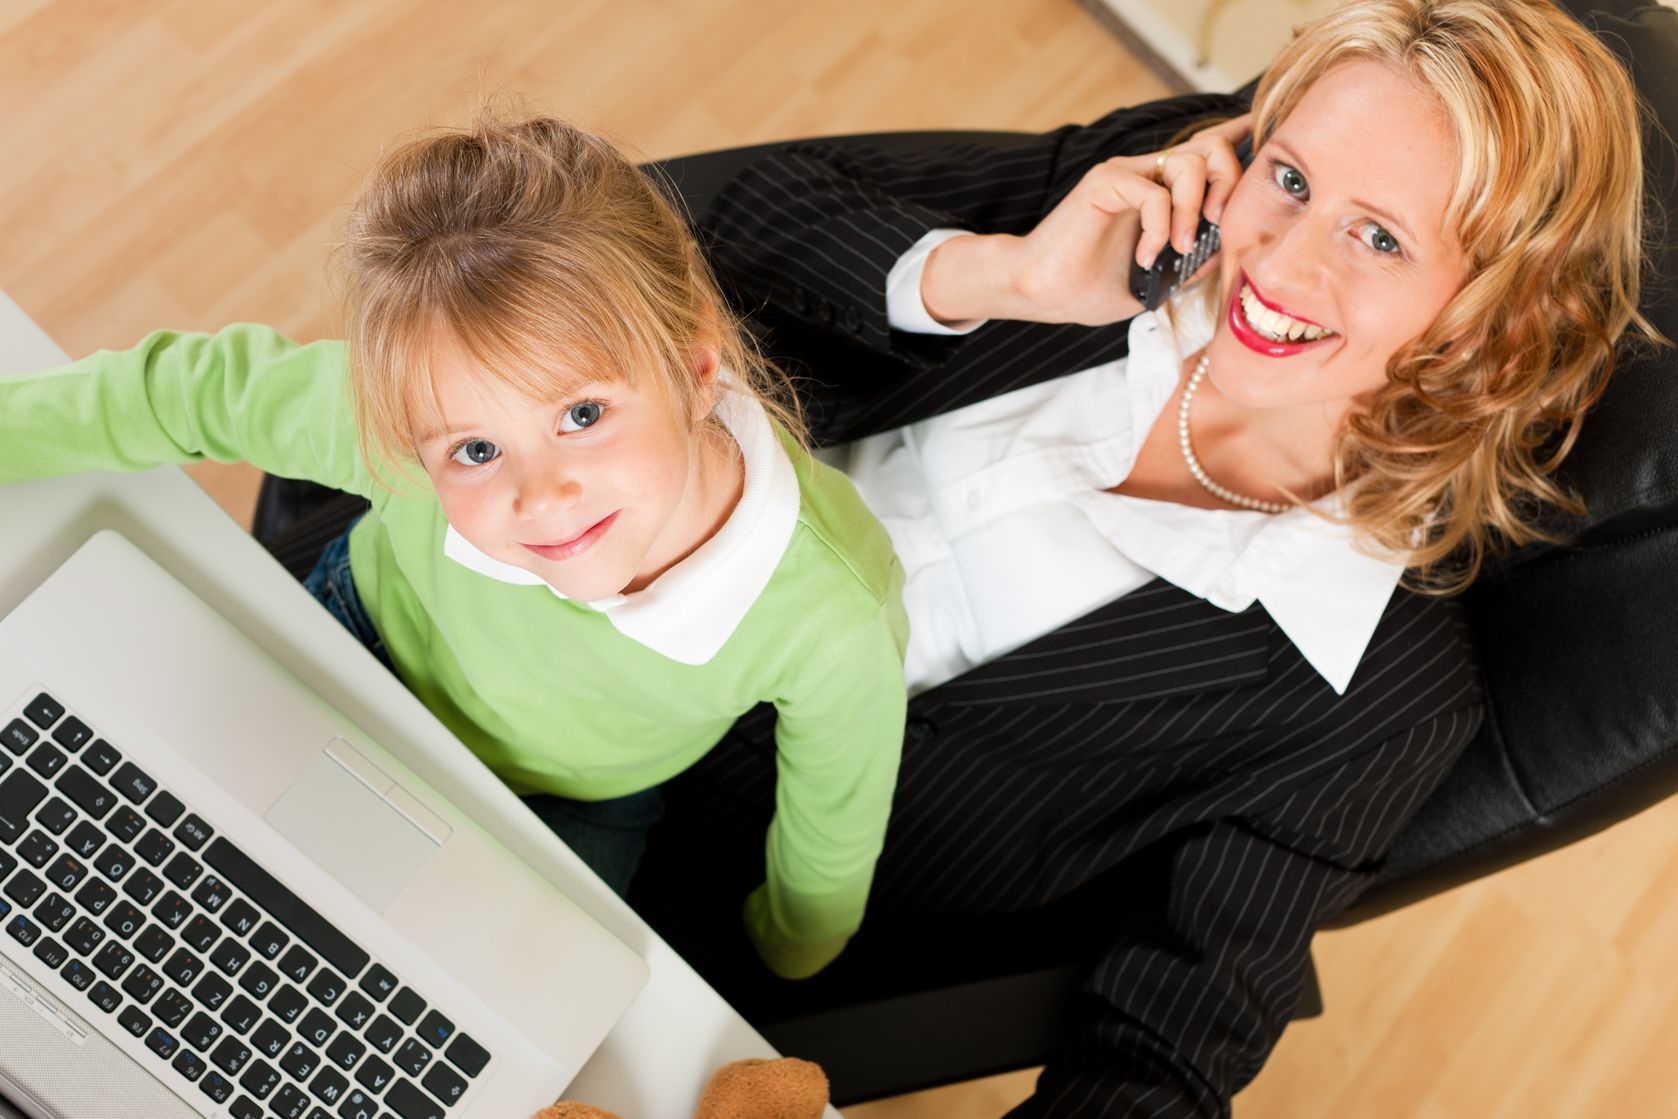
[
  {"left": 1250, "top": 0, "right": 1658, "bottom": 593},
  {"left": 339, "top": 113, "right": 802, "bottom": 471}
]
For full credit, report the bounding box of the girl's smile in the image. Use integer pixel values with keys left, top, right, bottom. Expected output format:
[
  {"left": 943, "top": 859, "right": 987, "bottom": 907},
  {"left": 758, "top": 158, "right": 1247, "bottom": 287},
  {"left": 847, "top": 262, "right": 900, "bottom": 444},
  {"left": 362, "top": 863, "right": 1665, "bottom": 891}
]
[{"left": 521, "top": 510, "right": 621, "bottom": 563}]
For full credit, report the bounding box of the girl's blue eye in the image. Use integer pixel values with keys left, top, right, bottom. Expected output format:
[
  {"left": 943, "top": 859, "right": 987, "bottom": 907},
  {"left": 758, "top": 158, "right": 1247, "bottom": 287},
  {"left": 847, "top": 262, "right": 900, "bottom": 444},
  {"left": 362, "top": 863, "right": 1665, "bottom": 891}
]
[
  {"left": 559, "top": 401, "right": 603, "bottom": 433},
  {"left": 1362, "top": 224, "right": 1402, "bottom": 255},
  {"left": 451, "top": 439, "right": 499, "bottom": 467},
  {"left": 1275, "top": 163, "right": 1308, "bottom": 198}
]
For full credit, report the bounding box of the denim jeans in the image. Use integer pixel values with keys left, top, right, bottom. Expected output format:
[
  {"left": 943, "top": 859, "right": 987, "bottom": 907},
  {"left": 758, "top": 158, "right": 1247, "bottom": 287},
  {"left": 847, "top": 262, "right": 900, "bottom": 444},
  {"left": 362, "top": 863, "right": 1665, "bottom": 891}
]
[{"left": 300, "top": 523, "right": 665, "bottom": 897}]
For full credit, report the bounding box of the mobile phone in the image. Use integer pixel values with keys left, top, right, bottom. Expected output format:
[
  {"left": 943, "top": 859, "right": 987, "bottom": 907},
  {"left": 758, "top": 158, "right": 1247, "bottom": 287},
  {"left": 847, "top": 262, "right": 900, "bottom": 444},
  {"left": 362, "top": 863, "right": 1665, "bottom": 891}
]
[{"left": 1128, "top": 137, "right": 1253, "bottom": 312}]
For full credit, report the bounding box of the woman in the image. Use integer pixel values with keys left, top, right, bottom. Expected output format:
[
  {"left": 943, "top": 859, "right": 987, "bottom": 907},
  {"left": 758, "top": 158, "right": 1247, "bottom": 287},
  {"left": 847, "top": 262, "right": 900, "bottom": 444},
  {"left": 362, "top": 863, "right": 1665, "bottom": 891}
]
[{"left": 636, "top": 0, "right": 1655, "bottom": 1115}]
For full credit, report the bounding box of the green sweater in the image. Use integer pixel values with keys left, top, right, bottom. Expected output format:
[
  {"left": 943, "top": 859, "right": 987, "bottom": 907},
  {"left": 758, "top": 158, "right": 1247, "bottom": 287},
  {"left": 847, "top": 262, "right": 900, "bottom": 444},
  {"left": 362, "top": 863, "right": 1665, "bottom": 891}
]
[{"left": 0, "top": 325, "right": 909, "bottom": 979}]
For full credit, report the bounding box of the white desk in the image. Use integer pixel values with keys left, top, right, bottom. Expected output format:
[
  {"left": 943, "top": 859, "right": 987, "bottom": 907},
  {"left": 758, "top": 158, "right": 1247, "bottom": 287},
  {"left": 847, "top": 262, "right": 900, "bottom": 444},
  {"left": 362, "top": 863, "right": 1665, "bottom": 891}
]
[{"left": 0, "top": 290, "right": 842, "bottom": 1119}]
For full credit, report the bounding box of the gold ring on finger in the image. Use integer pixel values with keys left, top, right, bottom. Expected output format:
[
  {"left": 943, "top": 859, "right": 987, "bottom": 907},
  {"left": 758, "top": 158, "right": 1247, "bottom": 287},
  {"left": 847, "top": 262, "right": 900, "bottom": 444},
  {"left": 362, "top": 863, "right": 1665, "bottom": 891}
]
[{"left": 1154, "top": 152, "right": 1170, "bottom": 185}]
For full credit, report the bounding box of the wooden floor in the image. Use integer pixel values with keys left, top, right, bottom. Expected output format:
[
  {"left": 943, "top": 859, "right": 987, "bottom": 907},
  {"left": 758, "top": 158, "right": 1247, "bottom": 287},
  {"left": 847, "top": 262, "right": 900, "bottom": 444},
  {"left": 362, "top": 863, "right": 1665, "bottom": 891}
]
[{"left": 4, "top": 3, "right": 1676, "bottom": 1116}]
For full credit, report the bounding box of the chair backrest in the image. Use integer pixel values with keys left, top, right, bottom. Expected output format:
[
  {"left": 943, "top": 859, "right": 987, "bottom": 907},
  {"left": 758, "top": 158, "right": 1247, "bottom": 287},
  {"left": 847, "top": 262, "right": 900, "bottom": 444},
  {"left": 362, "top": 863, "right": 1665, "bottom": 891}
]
[{"left": 1334, "top": 0, "right": 1678, "bottom": 922}]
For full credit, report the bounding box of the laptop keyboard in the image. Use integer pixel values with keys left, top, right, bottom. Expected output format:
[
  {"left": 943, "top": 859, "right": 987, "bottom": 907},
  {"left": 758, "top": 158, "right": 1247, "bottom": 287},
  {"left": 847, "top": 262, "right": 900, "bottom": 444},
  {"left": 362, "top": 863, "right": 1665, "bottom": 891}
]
[{"left": 0, "top": 690, "right": 493, "bottom": 1119}]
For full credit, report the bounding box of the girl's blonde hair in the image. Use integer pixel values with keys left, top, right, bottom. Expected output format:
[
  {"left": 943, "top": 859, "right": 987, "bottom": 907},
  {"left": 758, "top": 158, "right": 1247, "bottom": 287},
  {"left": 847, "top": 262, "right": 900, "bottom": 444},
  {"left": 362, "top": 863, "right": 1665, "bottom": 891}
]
[
  {"left": 1250, "top": 0, "right": 1658, "bottom": 592},
  {"left": 340, "top": 113, "right": 802, "bottom": 469}
]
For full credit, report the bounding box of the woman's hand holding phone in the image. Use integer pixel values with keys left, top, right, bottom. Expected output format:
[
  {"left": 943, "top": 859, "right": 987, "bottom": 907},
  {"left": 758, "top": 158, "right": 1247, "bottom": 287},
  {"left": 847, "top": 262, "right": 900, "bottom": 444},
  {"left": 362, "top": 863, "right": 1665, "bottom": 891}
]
[{"left": 918, "top": 114, "right": 1253, "bottom": 328}]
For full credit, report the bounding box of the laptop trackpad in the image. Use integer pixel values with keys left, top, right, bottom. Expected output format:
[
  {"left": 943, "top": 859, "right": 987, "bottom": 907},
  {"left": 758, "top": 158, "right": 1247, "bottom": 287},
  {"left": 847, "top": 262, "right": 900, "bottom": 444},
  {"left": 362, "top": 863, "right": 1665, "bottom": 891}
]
[{"left": 264, "top": 751, "right": 440, "bottom": 913}]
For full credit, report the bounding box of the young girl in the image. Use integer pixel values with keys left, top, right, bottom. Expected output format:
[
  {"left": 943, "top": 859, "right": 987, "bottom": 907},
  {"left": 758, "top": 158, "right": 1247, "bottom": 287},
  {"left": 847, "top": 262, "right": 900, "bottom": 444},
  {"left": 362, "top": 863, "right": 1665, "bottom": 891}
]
[{"left": 0, "top": 115, "right": 908, "bottom": 981}]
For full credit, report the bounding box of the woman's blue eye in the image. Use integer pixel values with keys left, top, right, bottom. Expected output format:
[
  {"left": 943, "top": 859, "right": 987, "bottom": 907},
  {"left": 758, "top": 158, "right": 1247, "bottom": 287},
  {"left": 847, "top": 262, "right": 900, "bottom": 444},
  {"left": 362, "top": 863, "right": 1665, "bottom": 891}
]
[
  {"left": 451, "top": 439, "right": 499, "bottom": 467},
  {"left": 1362, "top": 224, "right": 1402, "bottom": 255},
  {"left": 559, "top": 401, "right": 603, "bottom": 432},
  {"left": 1276, "top": 164, "right": 1308, "bottom": 197}
]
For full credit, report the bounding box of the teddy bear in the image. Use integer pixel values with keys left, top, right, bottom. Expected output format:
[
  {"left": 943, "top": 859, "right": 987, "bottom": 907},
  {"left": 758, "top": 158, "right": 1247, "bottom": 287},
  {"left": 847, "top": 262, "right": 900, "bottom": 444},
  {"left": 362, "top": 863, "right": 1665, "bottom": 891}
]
[{"left": 535, "top": 1057, "right": 830, "bottom": 1119}]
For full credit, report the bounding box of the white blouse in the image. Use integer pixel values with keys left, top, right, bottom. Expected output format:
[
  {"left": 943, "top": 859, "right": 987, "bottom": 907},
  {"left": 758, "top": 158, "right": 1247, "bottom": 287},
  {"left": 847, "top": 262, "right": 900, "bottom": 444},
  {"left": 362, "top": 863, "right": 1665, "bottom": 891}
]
[{"left": 817, "top": 232, "right": 1405, "bottom": 697}]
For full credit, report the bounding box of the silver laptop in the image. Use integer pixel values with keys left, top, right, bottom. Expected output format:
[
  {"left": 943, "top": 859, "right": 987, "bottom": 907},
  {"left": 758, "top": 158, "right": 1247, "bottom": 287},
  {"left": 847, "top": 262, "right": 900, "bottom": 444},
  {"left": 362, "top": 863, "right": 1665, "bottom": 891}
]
[{"left": 0, "top": 529, "right": 647, "bottom": 1119}]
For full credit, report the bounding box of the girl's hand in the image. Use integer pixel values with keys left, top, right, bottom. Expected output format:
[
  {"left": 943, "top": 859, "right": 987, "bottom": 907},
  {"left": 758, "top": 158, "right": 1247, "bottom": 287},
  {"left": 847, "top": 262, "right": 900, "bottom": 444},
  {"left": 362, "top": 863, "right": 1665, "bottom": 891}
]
[{"left": 920, "top": 114, "right": 1253, "bottom": 327}]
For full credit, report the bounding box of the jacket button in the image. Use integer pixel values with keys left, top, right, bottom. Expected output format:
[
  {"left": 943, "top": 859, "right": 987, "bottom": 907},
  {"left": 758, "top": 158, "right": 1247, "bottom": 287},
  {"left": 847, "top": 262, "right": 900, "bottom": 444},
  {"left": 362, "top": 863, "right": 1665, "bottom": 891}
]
[
  {"left": 906, "top": 717, "right": 937, "bottom": 742},
  {"left": 842, "top": 306, "right": 862, "bottom": 332},
  {"left": 792, "top": 286, "right": 810, "bottom": 314},
  {"left": 818, "top": 299, "right": 835, "bottom": 323}
]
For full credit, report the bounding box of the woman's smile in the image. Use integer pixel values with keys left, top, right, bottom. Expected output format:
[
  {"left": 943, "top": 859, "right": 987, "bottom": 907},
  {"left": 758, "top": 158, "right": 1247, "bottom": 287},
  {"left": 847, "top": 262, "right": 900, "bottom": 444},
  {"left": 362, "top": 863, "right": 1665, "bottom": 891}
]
[{"left": 1227, "top": 273, "right": 1338, "bottom": 357}]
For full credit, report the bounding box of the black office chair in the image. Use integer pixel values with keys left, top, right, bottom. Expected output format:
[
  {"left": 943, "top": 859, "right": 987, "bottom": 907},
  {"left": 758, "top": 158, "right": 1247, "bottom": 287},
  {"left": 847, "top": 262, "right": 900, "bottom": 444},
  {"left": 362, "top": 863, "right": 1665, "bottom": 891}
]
[{"left": 252, "top": 0, "right": 1678, "bottom": 1103}]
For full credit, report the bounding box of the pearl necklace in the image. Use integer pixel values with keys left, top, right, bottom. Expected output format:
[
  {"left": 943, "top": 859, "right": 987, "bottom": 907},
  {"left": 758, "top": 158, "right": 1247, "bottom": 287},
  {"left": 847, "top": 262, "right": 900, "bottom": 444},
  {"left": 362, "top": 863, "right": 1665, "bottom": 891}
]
[{"left": 1177, "top": 353, "right": 1291, "bottom": 515}]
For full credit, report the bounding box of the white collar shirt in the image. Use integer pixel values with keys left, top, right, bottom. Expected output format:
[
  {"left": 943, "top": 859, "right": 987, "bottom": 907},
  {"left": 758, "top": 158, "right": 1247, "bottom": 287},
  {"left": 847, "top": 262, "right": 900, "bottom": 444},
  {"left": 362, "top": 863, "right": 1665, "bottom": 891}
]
[{"left": 827, "top": 231, "right": 1404, "bottom": 696}]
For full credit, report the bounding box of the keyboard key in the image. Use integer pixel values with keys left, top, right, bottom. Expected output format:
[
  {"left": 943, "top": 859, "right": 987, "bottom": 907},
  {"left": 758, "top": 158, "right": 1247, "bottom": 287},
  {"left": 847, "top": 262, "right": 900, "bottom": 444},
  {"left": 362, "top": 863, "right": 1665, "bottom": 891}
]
[
  {"left": 307, "top": 970, "right": 345, "bottom": 1006},
  {"left": 33, "top": 796, "right": 76, "bottom": 835},
  {"left": 162, "top": 851, "right": 203, "bottom": 890},
  {"left": 182, "top": 913, "right": 221, "bottom": 952},
  {"left": 231, "top": 1096, "right": 264, "bottom": 1119},
  {"left": 279, "top": 1041, "right": 321, "bottom": 1081},
  {"left": 60, "top": 958, "right": 95, "bottom": 991},
  {"left": 212, "top": 1035, "right": 254, "bottom": 1075},
  {"left": 154, "top": 987, "right": 193, "bottom": 1028},
  {"left": 102, "top": 900, "right": 145, "bottom": 940},
  {"left": 64, "top": 819, "right": 104, "bottom": 858},
  {"left": 146, "top": 790, "right": 185, "bottom": 827},
  {"left": 25, "top": 743, "right": 66, "bottom": 779},
  {"left": 334, "top": 991, "right": 374, "bottom": 1031},
  {"left": 204, "top": 839, "right": 369, "bottom": 981},
  {"left": 191, "top": 875, "right": 232, "bottom": 913},
  {"left": 0, "top": 769, "right": 49, "bottom": 842},
  {"left": 56, "top": 767, "right": 114, "bottom": 819},
  {"left": 199, "top": 1070, "right": 235, "bottom": 1104},
  {"left": 30, "top": 935, "right": 67, "bottom": 969},
  {"left": 5, "top": 870, "right": 46, "bottom": 908},
  {"left": 0, "top": 848, "right": 14, "bottom": 881},
  {"left": 1, "top": 718, "right": 37, "bottom": 755},
  {"left": 386, "top": 1078, "right": 445, "bottom": 1119},
  {"left": 64, "top": 915, "right": 105, "bottom": 955},
  {"left": 193, "top": 972, "right": 233, "bottom": 1011},
  {"left": 22, "top": 694, "right": 64, "bottom": 729},
  {"left": 337, "top": 1088, "right": 378, "bottom": 1119},
  {"left": 92, "top": 941, "right": 135, "bottom": 979},
  {"left": 278, "top": 945, "right": 317, "bottom": 983},
  {"left": 173, "top": 813, "right": 213, "bottom": 850},
  {"left": 135, "top": 828, "right": 176, "bottom": 867},
  {"left": 355, "top": 1055, "right": 395, "bottom": 1093},
  {"left": 181, "top": 1010, "right": 222, "bottom": 1051},
  {"left": 93, "top": 846, "right": 133, "bottom": 883},
  {"left": 252, "top": 1018, "right": 289, "bottom": 1058},
  {"left": 74, "top": 877, "right": 116, "bottom": 915},
  {"left": 392, "top": 1038, "right": 431, "bottom": 1077},
  {"left": 309, "top": 1066, "right": 349, "bottom": 1106},
  {"left": 356, "top": 963, "right": 397, "bottom": 1002},
  {"left": 134, "top": 923, "right": 174, "bottom": 963},
  {"left": 123, "top": 867, "right": 166, "bottom": 906},
  {"left": 16, "top": 831, "right": 56, "bottom": 868},
  {"left": 118, "top": 1004, "right": 151, "bottom": 1038},
  {"left": 298, "top": 1007, "right": 336, "bottom": 1048},
  {"left": 271, "top": 1083, "right": 310, "bottom": 1119},
  {"left": 53, "top": 717, "right": 92, "bottom": 752},
  {"left": 239, "top": 960, "right": 278, "bottom": 999},
  {"left": 422, "top": 1062, "right": 467, "bottom": 1106},
  {"left": 220, "top": 993, "right": 262, "bottom": 1035},
  {"left": 364, "top": 1014, "right": 403, "bottom": 1055},
  {"left": 82, "top": 738, "right": 120, "bottom": 775},
  {"left": 172, "top": 1048, "right": 207, "bottom": 1082},
  {"left": 110, "top": 762, "right": 157, "bottom": 804},
  {"left": 388, "top": 986, "right": 425, "bottom": 1025},
  {"left": 87, "top": 979, "right": 122, "bottom": 1014},
  {"left": 105, "top": 805, "right": 146, "bottom": 844},
  {"left": 445, "top": 1033, "right": 490, "bottom": 1078},
  {"left": 152, "top": 890, "right": 192, "bottom": 929},
  {"left": 120, "top": 963, "right": 164, "bottom": 1004},
  {"left": 33, "top": 893, "right": 74, "bottom": 933},
  {"left": 239, "top": 1057, "right": 281, "bottom": 1099},
  {"left": 146, "top": 1026, "right": 180, "bottom": 1060},
  {"left": 250, "top": 920, "right": 288, "bottom": 960},
  {"left": 5, "top": 913, "right": 40, "bottom": 947},
  {"left": 161, "top": 947, "right": 204, "bottom": 987},
  {"left": 221, "top": 898, "right": 260, "bottom": 938},
  {"left": 325, "top": 1031, "right": 365, "bottom": 1071},
  {"left": 210, "top": 937, "right": 252, "bottom": 977},
  {"left": 270, "top": 983, "right": 307, "bottom": 1023},
  {"left": 43, "top": 853, "right": 87, "bottom": 893}
]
